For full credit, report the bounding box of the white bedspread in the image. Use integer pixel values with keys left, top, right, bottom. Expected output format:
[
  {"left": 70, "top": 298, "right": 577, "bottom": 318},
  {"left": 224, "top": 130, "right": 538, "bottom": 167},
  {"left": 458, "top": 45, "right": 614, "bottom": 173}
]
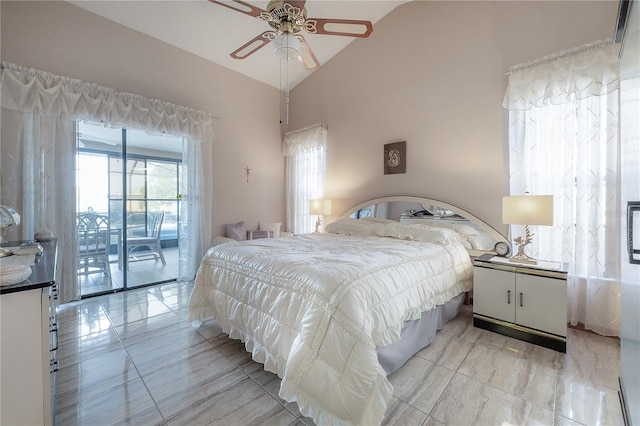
[{"left": 189, "top": 234, "right": 472, "bottom": 425}]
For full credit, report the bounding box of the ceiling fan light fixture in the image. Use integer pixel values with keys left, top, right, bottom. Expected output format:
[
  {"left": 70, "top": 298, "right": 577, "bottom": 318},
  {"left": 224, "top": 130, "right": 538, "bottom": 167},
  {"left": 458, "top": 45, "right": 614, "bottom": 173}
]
[{"left": 273, "top": 33, "right": 300, "bottom": 60}]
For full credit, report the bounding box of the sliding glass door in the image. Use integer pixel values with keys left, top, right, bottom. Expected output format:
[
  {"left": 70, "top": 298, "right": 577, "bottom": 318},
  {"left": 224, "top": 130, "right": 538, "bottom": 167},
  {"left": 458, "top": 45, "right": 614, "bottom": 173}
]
[{"left": 76, "top": 122, "right": 183, "bottom": 297}]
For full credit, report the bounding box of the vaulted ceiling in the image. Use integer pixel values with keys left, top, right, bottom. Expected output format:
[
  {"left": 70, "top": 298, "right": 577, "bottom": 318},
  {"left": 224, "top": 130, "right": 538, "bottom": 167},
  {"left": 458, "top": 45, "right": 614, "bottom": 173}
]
[{"left": 69, "top": 1, "right": 410, "bottom": 90}]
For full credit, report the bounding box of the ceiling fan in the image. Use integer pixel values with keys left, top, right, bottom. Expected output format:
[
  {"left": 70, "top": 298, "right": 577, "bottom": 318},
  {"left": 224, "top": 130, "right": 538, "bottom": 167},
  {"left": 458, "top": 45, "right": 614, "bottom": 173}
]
[{"left": 208, "top": 0, "right": 374, "bottom": 71}]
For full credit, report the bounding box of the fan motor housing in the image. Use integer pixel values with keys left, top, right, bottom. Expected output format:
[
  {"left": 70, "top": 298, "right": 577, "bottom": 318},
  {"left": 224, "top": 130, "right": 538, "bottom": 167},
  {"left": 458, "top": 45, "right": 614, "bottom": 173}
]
[{"left": 264, "top": 1, "right": 307, "bottom": 33}]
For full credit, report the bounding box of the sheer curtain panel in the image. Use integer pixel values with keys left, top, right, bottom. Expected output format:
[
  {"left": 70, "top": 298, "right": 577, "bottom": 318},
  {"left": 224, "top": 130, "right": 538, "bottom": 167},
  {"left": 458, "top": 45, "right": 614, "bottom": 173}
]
[
  {"left": 179, "top": 137, "right": 212, "bottom": 281},
  {"left": 503, "top": 40, "right": 621, "bottom": 336},
  {"left": 1, "top": 62, "right": 214, "bottom": 302},
  {"left": 282, "top": 124, "right": 327, "bottom": 235},
  {"left": 0, "top": 109, "right": 76, "bottom": 302}
]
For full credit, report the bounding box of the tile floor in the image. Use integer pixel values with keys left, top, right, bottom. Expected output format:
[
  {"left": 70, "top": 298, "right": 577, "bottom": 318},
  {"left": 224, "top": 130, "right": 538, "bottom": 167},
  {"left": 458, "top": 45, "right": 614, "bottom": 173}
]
[{"left": 54, "top": 282, "right": 624, "bottom": 425}]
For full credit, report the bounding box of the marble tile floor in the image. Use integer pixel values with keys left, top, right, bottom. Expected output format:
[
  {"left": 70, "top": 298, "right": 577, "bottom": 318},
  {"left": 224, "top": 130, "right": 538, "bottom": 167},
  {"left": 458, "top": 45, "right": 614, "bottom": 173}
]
[{"left": 54, "top": 282, "right": 624, "bottom": 425}]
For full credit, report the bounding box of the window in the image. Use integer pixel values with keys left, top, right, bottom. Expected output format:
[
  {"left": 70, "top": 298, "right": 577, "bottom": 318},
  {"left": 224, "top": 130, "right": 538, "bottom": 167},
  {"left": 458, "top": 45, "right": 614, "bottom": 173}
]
[
  {"left": 108, "top": 156, "right": 181, "bottom": 246},
  {"left": 283, "top": 124, "right": 328, "bottom": 235},
  {"left": 76, "top": 122, "right": 184, "bottom": 296},
  {"left": 77, "top": 151, "right": 182, "bottom": 247},
  {"left": 1, "top": 62, "right": 212, "bottom": 302},
  {"left": 504, "top": 40, "right": 621, "bottom": 336}
]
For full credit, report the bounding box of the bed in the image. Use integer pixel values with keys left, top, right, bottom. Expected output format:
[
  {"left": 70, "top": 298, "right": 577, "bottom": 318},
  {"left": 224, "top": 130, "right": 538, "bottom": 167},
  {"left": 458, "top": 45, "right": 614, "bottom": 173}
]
[{"left": 188, "top": 210, "right": 481, "bottom": 425}]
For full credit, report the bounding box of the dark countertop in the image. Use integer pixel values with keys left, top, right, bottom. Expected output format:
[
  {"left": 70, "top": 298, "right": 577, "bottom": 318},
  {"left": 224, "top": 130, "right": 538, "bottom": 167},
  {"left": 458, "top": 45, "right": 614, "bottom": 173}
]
[{"left": 0, "top": 239, "right": 57, "bottom": 295}]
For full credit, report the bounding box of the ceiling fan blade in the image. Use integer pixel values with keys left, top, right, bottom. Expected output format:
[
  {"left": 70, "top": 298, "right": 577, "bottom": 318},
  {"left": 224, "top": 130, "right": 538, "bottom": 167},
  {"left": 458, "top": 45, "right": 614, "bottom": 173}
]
[
  {"left": 297, "top": 35, "right": 320, "bottom": 71},
  {"left": 287, "top": 0, "right": 307, "bottom": 9},
  {"left": 207, "top": 0, "right": 265, "bottom": 18},
  {"left": 305, "top": 18, "right": 373, "bottom": 38},
  {"left": 230, "top": 31, "right": 275, "bottom": 59}
]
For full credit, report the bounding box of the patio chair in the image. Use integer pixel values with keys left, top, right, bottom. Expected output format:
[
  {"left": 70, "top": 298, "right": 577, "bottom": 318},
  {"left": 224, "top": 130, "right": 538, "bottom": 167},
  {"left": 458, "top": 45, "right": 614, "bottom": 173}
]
[
  {"left": 76, "top": 212, "right": 111, "bottom": 278},
  {"left": 126, "top": 211, "right": 166, "bottom": 269}
]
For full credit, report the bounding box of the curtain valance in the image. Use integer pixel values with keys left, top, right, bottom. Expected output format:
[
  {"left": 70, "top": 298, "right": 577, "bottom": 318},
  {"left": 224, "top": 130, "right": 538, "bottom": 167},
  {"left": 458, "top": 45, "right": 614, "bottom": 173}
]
[
  {"left": 1, "top": 61, "right": 214, "bottom": 143},
  {"left": 282, "top": 123, "right": 327, "bottom": 156},
  {"left": 503, "top": 40, "right": 620, "bottom": 111}
]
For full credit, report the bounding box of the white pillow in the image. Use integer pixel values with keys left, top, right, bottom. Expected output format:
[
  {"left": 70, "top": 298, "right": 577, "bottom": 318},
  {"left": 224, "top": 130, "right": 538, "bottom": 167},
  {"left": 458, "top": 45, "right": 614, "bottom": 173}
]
[
  {"left": 425, "top": 221, "right": 481, "bottom": 236},
  {"left": 324, "top": 218, "right": 381, "bottom": 237},
  {"left": 259, "top": 221, "right": 281, "bottom": 238},
  {"left": 380, "top": 222, "right": 469, "bottom": 246}
]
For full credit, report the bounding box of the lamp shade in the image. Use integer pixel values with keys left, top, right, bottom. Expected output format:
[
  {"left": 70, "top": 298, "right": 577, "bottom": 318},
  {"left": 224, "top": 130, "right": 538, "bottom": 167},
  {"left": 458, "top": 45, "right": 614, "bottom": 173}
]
[
  {"left": 273, "top": 34, "right": 301, "bottom": 60},
  {"left": 309, "top": 199, "right": 332, "bottom": 216},
  {"left": 502, "top": 195, "right": 553, "bottom": 225}
]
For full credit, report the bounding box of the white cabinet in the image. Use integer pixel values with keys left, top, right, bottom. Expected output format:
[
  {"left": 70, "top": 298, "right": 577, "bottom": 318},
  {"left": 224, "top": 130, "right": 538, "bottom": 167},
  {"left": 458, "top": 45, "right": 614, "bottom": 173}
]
[
  {"left": 0, "top": 288, "right": 53, "bottom": 425},
  {"left": 515, "top": 273, "right": 567, "bottom": 337},
  {"left": 473, "top": 253, "right": 568, "bottom": 352},
  {"left": 473, "top": 267, "right": 516, "bottom": 323},
  {"left": 1, "top": 240, "right": 57, "bottom": 425}
]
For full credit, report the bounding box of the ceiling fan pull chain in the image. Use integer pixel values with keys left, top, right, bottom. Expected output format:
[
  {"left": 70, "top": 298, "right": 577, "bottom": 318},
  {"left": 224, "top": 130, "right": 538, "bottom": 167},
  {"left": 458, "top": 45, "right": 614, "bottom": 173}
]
[
  {"left": 285, "top": 51, "right": 291, "bottom": 127},
  {"left": 279, "top": 53, "right": 290, "bottom": 130},
  {"left": 285, "top": 90, "right": 290, "bottom": 127}
]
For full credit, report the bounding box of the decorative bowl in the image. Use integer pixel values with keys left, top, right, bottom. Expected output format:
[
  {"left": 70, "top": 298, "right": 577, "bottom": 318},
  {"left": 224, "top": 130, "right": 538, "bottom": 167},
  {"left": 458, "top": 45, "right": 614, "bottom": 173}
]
[
  {"left": 34, "top": 231, "right": 53, "bottom": 242},
  {"left": 0, "top": 265, "right": 32, "bottom": 286}
]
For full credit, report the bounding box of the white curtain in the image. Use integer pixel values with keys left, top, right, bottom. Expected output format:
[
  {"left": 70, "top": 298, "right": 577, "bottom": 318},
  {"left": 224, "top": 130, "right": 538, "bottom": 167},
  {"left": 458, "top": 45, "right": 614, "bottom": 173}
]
[
  {"left": 179, "top": 137, "right": 212, "bottom": 281},
  {"left": 1, "top": 109, "right": 76, "bottom": 302},
  {"left": 1, "top": 62, "right": 214, "bottom": 302},
  {"left": 504, "top": 40, "right": 621, "bottom": 336},
  {"left": 283, "top": 124, "right": 327, "bottom": 235}
]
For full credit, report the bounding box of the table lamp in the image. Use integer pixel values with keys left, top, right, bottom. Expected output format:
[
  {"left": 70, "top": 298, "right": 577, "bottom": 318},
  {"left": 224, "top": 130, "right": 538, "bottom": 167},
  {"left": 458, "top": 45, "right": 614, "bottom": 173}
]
[
  {"left": 309, "top": 199, "right": 332, "bottom": 233},
  {"left": 502, "top": 194, "right": 553, "bottom": 264}
]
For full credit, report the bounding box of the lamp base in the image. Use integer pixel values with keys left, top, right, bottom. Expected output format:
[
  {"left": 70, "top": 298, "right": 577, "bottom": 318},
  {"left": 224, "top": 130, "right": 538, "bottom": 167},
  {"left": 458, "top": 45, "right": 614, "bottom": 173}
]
[
  {"left": 510, "top": 226, "right": 537, "bottom": 264},
  {"left": 509, "top": 254, "right": 538, "bottom": 265},
  {"left": 313, "top": 217, "right": 322, "bottom": 234}
]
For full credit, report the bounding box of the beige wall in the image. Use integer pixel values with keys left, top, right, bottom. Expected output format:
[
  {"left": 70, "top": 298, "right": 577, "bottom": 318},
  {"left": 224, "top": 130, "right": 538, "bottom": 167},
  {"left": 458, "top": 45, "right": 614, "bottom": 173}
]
[
  {"left": 1, "top": 1, "right": 620, "bottom": 239},
  {"left": 290, "top": 1, "right": 618, "bottom": 234},
  {"left": 1, "top": 1, "right": 284, "bottom": 239}
]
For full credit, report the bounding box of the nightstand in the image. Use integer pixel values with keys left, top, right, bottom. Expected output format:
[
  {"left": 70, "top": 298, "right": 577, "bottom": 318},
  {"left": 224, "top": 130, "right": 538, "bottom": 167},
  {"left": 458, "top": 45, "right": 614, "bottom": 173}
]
[{"left": 473, "top": 253, "right": 568, "bottom": 352}]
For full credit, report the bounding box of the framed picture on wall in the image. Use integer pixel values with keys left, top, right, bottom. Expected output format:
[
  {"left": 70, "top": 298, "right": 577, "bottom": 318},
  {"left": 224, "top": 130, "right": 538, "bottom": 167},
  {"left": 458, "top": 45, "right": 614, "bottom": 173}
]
[{"left": 384, "top": 141, "right": 406, "bottom": 175}]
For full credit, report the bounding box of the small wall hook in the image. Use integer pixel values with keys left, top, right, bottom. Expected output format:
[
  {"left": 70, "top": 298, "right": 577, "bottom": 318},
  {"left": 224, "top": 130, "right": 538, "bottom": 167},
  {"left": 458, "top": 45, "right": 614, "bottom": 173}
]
[{"left": 245, "top": 166, "right": 251, "bottom": 183}]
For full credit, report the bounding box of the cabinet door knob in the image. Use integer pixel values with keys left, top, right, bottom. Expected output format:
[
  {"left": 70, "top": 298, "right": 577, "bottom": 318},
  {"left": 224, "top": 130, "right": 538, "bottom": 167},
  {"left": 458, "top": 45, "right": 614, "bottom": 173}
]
[
  {"left": 507, "top": 290, "right": 511, "bottom": 304},
  {"left": 520, "top": 292, "right": 524, "bottom": 307}
]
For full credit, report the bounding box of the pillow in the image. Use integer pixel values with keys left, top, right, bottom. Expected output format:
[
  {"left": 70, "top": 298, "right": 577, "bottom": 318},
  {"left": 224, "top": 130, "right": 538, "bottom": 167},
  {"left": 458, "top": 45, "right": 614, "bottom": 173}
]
[
  {"left": 224, "top": 221, "right": 246, "bottom": 241},
  {"left": 380, "top": 222, "right": 469, "bottom": 246},
  {"left": 324, "top": 218, "right": 381, "bottom": 237},
  {"left": 426, "top": 221, "right": 482, "bottom": 236},
  {"left": 259, "top": 221, "right": 281, "bottom": 238}
]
